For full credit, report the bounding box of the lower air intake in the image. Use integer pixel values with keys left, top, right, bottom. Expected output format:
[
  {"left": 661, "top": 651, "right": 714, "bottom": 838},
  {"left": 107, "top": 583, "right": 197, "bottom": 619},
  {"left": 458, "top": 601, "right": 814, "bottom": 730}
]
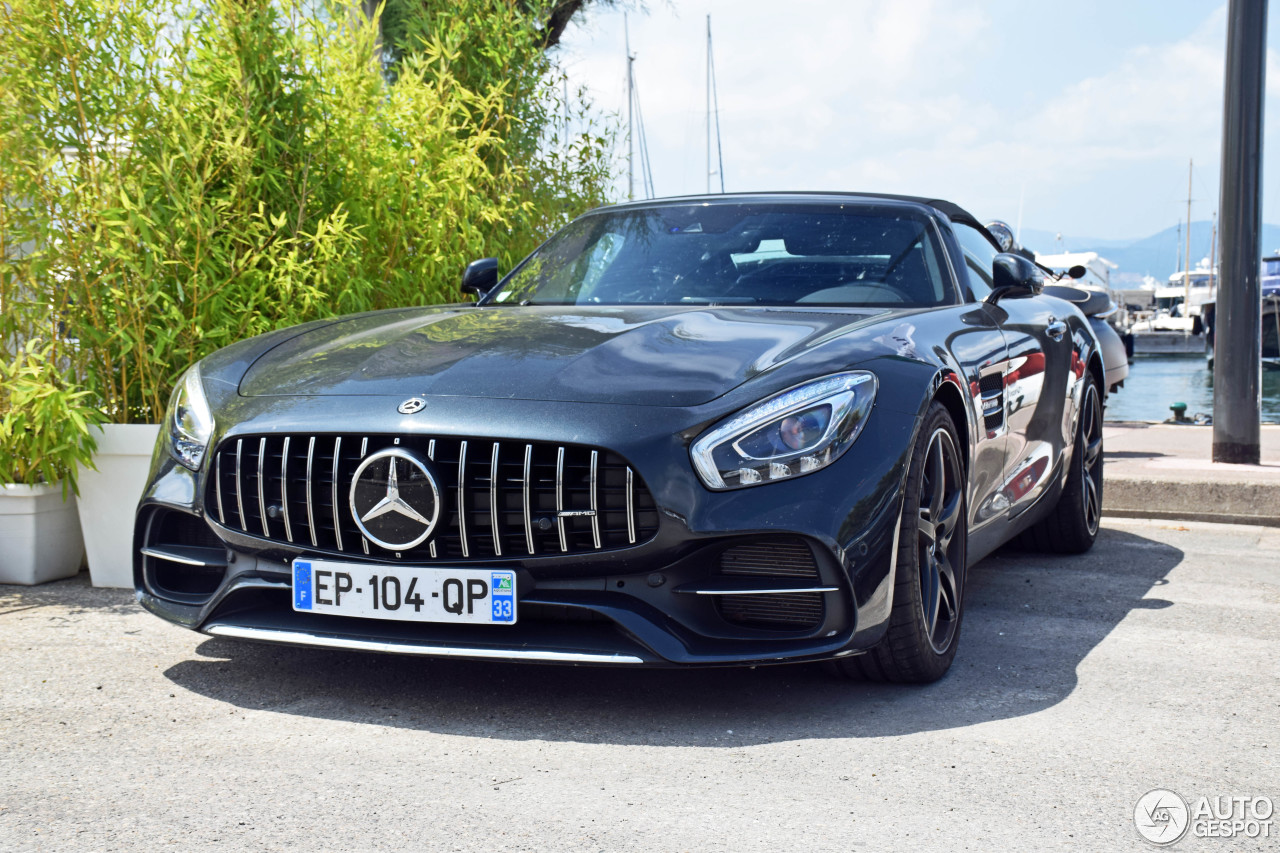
[
  {"left": 716, "top": 538, "right": 825, "bottom": 630},
  {"left": 718, "top": 593, "right": 825, "bottom": 630}
]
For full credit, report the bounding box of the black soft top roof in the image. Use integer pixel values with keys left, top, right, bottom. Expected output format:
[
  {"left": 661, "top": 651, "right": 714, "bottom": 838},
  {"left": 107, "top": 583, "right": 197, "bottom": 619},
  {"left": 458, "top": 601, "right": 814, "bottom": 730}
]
[{"left": 599, "top": 191, "right": 985, "bottom": 231}]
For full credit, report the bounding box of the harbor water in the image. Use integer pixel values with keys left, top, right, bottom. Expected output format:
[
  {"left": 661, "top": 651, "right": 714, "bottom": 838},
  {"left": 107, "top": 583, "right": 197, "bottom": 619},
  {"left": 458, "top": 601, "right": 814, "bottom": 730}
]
[{"left": 1104, "top": 355, "right": 1280, "bottom": 423}]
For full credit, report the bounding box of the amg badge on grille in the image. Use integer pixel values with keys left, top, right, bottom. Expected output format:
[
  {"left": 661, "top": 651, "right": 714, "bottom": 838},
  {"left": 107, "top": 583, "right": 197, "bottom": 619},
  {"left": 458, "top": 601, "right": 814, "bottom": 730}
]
[{"left": 348, "top": 448, "right": 440, "bottom": 550}]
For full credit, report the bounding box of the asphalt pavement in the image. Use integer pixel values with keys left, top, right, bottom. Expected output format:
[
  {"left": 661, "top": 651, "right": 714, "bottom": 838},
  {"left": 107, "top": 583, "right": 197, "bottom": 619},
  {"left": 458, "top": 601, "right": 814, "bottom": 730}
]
[{"left": 1, "top": 518, "right": 1277, "bottom": 851}]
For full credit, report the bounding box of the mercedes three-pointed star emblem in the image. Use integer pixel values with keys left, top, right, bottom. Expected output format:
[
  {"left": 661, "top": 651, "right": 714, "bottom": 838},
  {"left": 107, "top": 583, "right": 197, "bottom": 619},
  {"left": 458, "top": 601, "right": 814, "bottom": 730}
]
[
  {"left": 359, "top": 457, "right": 431, "bottom": 525},
  {"left": 348, "top": 448, "right": 440, "bottom": 550}
]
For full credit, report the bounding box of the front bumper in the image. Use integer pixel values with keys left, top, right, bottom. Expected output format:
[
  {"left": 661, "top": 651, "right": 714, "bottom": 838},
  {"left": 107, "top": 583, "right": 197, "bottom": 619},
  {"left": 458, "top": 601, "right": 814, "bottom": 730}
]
[{"left": 134, "top": 395, "right": 916, "bottom": 667}]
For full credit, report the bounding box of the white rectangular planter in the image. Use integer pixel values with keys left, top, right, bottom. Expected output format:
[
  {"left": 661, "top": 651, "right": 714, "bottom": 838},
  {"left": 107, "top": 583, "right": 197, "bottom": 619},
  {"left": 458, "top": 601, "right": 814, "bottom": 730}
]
[
  {"left": 0, "top": 483, "right": 85, "bottom": 585},
  {"left": 76, "top": 423, "right": 162, "bottom": 588}
]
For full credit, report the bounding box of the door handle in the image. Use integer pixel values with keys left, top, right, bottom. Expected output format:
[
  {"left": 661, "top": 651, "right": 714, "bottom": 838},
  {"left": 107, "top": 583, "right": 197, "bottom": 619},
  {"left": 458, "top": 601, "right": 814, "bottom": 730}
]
[{"left": 1046, "top": 318, "right": 1068, "bottom": 341}]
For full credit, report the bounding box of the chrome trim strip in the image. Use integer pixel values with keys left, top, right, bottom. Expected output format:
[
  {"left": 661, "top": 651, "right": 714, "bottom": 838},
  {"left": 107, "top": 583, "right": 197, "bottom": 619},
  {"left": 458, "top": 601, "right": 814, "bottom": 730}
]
[
  {"left": 359, "top": 436, "right": 367, "bottom": 458},
  {"left": 203, "top": 624, "right": 647, "bottom": 664},
  {"left": 140, "top": 546, "right": 227, "bottom": 568},
  {"left": 589, "top": 450, "right": 601, "bottom": 549},
  {"left": 362, "top": 537, "right": 369, "bottom": 555},
  {"left": 555, "top": 446, "right": 567, "bottom": 553},
  {"left": 215, "top": 452, "right": 225, "bottom": 525},
  {"left": 429, "top": 542, "right": 437, "bottom": 559},
  {"left": 281, "top": 437, "right": 293, "bottom": 543},
  {"left": 458, "top": 440, "right": 470, "bottom": 558},
  {"left": 331, "top": 437, "right": 343, "bottom": 551},
  {"left": 257, "top": 437, "right": 269, "bottom": 536},
  {"left": 489, "top": 441, "right": 502, "bottom": 556},
  {"left": 522, "top": 443, "right": 534, "bottom": 555},
  {"left": 235, "top": 439, "right": 246, "bottom": 532},
  {"left": 626, "top": 467, "right": 635, "bottom": 544},
  {"left": 887, "top": 494, "right": 904, "bottom": 588},
  {"left": 689, "top": 587, "right": 839, "bottom": 596},
  {"left": 427, "top": 439, "right": 435, "bottom": 460},
  {"left": 305, "top": 436, "right": 317, "bottom": 547}
]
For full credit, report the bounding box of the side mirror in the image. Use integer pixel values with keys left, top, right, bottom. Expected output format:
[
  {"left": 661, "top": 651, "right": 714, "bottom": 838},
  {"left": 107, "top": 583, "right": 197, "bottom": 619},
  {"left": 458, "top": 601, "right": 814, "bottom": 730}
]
[
  {"left": 985, "top": 253, "right": 1044, "bottom": 304},
  {"left": 461, "top": 257, "right": 499, "bottom": 297},
  {"left": 1067, "top": 264, "right": 1087, "bottom": 280}
]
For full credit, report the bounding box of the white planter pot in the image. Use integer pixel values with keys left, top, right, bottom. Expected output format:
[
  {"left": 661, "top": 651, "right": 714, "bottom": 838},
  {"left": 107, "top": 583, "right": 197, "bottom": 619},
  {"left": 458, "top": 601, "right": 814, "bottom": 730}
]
[
  {"left": 0, "top": 483, "right": 85, "bottom": 585},
  {"left": 76, "top": 423, "right": 162, "bottom": 588}
]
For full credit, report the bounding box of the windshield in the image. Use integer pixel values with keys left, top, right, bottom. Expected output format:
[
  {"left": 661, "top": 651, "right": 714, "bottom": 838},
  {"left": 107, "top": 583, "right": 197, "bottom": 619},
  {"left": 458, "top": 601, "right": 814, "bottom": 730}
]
[{"left": 486, "top": 202, "right": 954, "bottom": 307}]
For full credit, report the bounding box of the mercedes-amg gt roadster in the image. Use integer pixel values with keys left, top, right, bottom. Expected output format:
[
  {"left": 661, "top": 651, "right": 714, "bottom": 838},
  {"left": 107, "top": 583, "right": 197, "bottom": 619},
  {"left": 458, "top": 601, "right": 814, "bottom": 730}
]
[{"left": 135, "top": 193, "right": 1105, "bottom": 683}]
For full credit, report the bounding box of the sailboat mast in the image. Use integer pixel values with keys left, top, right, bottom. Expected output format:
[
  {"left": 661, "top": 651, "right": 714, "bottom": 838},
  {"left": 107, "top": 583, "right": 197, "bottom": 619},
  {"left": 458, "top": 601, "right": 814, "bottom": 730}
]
[
  {"left": 626, "top": 15, "right": 633, "bottom": 201},
  {"left": 1184, "top": 158, "right": 1193, "bottom": 311},
  {"left": 706, "top": 16, "right": 711, "bottom": 194},
  {"left": 709, "top": 15, "right": 725, "bottom": 193}
]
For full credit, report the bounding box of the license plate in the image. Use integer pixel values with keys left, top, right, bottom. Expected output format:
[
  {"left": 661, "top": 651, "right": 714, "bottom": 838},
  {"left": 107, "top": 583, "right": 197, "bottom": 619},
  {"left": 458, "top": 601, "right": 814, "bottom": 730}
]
[{"left": 291, "top": 559, "right": 516, "bottom": 625}]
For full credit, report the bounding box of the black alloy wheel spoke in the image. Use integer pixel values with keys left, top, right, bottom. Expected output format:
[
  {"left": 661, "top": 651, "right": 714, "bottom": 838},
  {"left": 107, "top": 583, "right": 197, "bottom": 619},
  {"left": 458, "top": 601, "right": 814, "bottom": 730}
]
[
  {"left": 1079, "top": 385, "right": 1103, "bottom": 534},
  {"left": 917, "top": 426, "right": 963, "bottom": 653},
  {"left": 928, "top": 437, "right": 946, "bottom": 519},
  {"left": 921, "top": 551, "right": 940, "bottom": 633},
  {"left": 936, "top": 552, "right": 958, "bottom": 621},
  {"left": 936, "top": 490, "right": 962, "bottom": 552}
]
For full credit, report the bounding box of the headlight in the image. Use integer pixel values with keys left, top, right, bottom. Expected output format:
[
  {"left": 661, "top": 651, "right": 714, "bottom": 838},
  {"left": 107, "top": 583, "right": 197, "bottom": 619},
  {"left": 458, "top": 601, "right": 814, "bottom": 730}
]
[
  {"left": 167, "top": 363, "right": 214, "bottom": 471},
  {"left": 691, "top": 372, "right": 877, "bottom": 490}
]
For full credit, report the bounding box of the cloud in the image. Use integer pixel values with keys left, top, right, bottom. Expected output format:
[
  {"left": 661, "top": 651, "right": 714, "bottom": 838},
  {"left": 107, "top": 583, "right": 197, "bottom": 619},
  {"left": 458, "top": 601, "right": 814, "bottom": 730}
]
[{"left": 558, "top": 1, "right": 1280, "bottom": 240}]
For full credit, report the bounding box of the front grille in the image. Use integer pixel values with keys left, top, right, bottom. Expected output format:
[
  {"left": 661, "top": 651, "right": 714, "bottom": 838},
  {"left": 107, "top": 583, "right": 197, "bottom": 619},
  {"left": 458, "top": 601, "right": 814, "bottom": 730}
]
[
  {"left": 717, "top": 539, "right": 824, "bottom": 630},
  {"left": 205, "top": 434, "right": 659, "bottom": 561}
]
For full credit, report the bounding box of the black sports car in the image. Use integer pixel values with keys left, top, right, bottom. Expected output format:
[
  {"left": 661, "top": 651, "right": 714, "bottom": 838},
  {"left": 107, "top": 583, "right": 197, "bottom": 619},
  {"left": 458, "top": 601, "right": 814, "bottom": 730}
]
[{"left": 136, "top": 193, "right": 1105, "bottom": 683}]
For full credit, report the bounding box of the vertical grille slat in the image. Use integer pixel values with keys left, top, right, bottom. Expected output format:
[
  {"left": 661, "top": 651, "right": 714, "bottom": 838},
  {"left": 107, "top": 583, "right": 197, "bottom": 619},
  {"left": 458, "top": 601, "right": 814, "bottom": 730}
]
[
  {"left": 589, "top": 450, "right": 601, "bottom": 550},
  {"left": 489, "top": 441, "right": 502, "bottom": 557},
  {"left": 331, "top": 437, "right": 344, "bottom": 552},
  {"left": 626, "top": 467, "right": 636, "bottom": 545},
  {"left": 457, "top": 440, "right": 470, "bottom": 558},
  {"left": 208, "top": 434, "right": 657, "bottom": 561},
  {"left": 555, "top": 446, "right": 568, "bottom": 553},
  {"left": 216, "top": 453, "right": 226, "bottom": 525},
  {"left": 235, "top": 439, "right": 246, "bottom": 532},
  {"left": 281, "top": 437, "right": 293, "bottom": 543},
  {"left": 305, "top": 437, "right": 317, "bottom": 547},
  {"left": 522, "top": 443, "right": 534, "bottom": 556},
  {"left": 257, "top": 437, "right": 270, "bottom": 537}
]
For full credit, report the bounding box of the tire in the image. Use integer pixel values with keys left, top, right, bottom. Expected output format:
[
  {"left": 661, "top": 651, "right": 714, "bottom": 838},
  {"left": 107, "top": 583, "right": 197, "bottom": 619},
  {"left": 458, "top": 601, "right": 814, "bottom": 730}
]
[
  {"left": 1017, "top": 373, "right": 1103, "bottom": 554},
  {"left": 832, "top": 401, "right": 967, "bottom": 684}
]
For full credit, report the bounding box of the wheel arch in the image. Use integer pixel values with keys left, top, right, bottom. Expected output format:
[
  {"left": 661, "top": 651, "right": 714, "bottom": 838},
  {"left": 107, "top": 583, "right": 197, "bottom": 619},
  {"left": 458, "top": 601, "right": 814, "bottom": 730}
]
[
  {"left": 1087, "top": 352, "right": 1105, "bottom": 399},
  {"left": 930, "top": 371, "right": 972, "bottom": 475}
]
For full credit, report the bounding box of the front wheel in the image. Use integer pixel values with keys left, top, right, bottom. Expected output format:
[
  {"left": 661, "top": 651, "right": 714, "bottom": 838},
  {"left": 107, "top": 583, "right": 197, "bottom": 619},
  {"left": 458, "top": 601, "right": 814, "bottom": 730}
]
[{"left": 832, "top": 401, "right": 967, "bottom": 684}]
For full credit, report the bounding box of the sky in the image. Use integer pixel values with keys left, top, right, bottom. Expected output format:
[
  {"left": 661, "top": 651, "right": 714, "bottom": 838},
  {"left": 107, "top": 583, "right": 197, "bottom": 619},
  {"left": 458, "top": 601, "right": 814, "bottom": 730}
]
[{"left": 554, "top": 0, "right": 1280, "bottom": 244}]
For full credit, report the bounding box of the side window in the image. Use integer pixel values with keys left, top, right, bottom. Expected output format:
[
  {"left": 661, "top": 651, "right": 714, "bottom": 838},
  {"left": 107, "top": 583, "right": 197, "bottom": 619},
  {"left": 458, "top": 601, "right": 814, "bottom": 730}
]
[{"left": 953, "top": 223, "right": 1000, "bottom": 301}]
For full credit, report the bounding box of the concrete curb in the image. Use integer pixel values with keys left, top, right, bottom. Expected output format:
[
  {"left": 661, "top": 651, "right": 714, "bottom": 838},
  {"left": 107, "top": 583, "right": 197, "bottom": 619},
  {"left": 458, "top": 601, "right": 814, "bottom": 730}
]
[{"left": 1104, "top": 477, "right": 1280, "bottom": 527}]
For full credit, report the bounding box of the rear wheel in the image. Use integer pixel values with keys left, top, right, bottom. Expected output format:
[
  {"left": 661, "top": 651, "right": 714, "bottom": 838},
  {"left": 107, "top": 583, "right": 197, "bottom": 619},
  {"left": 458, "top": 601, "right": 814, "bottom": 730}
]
[
  {"left": 833, "top": 402, "right": 966, "bottom": 684},
  {"left": 1018, "top": 374, "right": 1103, "bottom": 554}
]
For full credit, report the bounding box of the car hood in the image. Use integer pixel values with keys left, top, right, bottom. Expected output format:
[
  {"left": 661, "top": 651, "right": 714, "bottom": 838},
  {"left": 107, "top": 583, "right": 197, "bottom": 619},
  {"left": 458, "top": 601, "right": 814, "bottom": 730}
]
[{"left": 238, "top": 304, "right": 906, "bottom": 407}]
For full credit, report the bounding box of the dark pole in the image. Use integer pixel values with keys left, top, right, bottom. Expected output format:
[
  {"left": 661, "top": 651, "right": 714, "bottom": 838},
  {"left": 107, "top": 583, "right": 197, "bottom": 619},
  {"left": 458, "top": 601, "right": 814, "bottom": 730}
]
[{"left": 1213, "top": 0, "right": 1268, "bottom": 464}]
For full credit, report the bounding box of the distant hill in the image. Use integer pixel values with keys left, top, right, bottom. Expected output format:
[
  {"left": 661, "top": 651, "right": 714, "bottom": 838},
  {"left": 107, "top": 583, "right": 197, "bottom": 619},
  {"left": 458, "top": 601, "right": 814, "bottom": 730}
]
[
  {"left": 1019, "top": 228, "right": 1133, "bottom": 251},
  {"left": 1019, "top": 221, "right": 1280, "bottom": 281}
]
